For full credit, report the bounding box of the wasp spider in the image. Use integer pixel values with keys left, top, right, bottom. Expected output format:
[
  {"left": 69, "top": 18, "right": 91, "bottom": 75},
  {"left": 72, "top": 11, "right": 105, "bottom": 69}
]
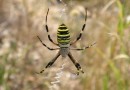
[{"left": 37, "top": 8, "right": 95, "bottom": 75}]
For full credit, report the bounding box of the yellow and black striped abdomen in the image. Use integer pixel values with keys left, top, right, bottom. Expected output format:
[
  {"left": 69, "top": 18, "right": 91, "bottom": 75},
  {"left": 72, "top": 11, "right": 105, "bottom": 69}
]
[{"left": 57, "top": 24, "right": 70, "bottom": 45}]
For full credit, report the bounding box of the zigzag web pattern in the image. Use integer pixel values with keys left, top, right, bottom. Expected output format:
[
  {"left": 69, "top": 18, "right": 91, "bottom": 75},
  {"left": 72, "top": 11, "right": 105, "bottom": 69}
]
[
  {"left": 49, "top": 0, "right": 67, "bottom": 89},
  {"left": 48, "top": 0, "right": 78, "bottom": 90}
]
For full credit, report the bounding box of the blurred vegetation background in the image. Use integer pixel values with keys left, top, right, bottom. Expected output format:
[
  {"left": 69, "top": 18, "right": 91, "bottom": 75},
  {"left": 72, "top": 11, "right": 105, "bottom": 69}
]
[{"left": 0, "top": 0, "right": 130, "bottom": 90}]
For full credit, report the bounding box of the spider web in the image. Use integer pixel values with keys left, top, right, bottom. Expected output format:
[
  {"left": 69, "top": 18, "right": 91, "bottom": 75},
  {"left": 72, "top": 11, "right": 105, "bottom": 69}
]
[
  {"left": 49, "top": 1, "right": 67, "bottom": 90},
  {"left": 48, "top": 0, "right": 78, "bottom": 90}
]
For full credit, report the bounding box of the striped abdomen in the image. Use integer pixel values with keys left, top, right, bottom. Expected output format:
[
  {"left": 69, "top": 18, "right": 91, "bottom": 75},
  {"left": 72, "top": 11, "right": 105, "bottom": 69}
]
[{"left": 57, "top": 24, "right": 70, "bottom": 45}]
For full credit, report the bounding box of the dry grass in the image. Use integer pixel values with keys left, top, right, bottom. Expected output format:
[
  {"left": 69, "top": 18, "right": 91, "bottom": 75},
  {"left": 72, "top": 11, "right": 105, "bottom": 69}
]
[{"left": 0, "top": 0, "right": 130, "bottom": 90}]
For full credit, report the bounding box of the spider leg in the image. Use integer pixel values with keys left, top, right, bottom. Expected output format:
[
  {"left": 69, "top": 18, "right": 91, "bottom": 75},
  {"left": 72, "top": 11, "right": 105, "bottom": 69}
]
[
  {"left": 45, "top": 8, "right": 58, "bottom": 46},
  {"left": 37, "top": 36, "right": 59, "bottom": 50},
  {"left": 70, "top": 42, "right": 96, "bottom": 51},
  {"left": 70, "top": 9, "right": 87, "bottom": 45},
  {"left": 36, "top": 51, "right": 60, "bottom": 74},
  {"left": 68, "top": 52, "right": 84, "bottom": 75}
]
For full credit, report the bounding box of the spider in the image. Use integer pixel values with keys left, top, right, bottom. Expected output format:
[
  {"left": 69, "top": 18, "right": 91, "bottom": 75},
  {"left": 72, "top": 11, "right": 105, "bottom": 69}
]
[{"left": 37, "top": 8, "right": 95, "bottom": 75}]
